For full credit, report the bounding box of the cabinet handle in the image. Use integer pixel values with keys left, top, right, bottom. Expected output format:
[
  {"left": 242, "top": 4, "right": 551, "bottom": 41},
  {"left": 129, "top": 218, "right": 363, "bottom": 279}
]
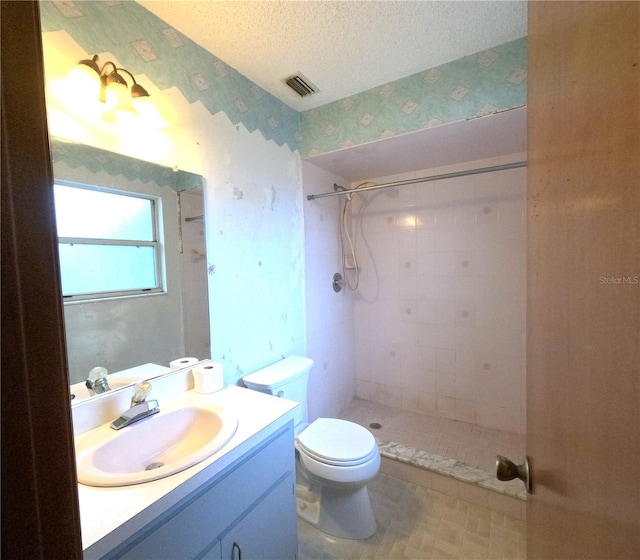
[{"left": 232, "top": 542, "right": 242, "bottom": 560}]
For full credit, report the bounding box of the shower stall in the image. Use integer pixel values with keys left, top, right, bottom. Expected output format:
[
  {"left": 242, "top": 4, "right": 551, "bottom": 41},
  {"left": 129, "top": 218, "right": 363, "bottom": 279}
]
[{"left": 302, "top": 118, "right": 527, "bottom": 488}]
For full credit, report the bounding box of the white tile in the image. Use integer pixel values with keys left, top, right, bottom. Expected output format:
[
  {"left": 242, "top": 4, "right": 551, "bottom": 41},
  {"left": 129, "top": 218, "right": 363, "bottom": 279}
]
[
  {"left": 415, "top": 206, "right": 437, "bottom": 229},
  {"left": 398, "top": 252, "right": 418, "bottom": 276},
  {"left": 355, "top": 380, "right": 371, "bottom": 400},
  {"left": 421, "top": 324, "right": 456, "bottom": 349},
  {"left": 455, "top": 203, "right": 477, "bottom": 227},
  {"left": 434, "top": 250, "right": 457, "bottom": 273},
  {"left": 416, "top": 228, "right": 437, "bottom": 250},
  {"left": 476, "top": 201, "right": 499, "bottom": 226},
  {"left": 454, "top": 250, "right": 476, "bottom": 276},
  {"left": 418, "top": 368, "right": 437, "bottom": 394},
  {"left": 434, "top": 227, "right": 458, "bottom": 251},
  {"left": 455, "top": 300, "right": 476, "bottom": 326},
  {"left": 417, "top": 251, "right": 437, "bottom": 275},
  {"left": 415, "top": 275, "right": 436, "bottom": 300},
  {"left": 434, "top": 275, "right": 457, "bottom": 300},
  {"left": 386, "top": 385, "right": 403, "bottom": 409},
  {"left": 437, "top": 394, "right": 456, "bottom": 419},
  {"left": 417, "top": 345, "right": 437, "bottom": 369},
  {"left": 346, "top": 158, "right": 526, "bottom": 437},
  {"left": 401, "top": 389, "right": 420, "bottom": 413},
  {"left": 436, "top": 348, "right": 456, "bottom": 372},
  {"left": 418, "top": 391, "right": 437, "bottom": 414},
  {"left": 455, "top": 325, "right": 476, "bottom": 351},
  {"left": 397, "top": 209, "right": 418, "bottom": 231},
  {"left": 421, "top": 299, "right": 456, "bottom": 325},
  {"left": 455, "top": 399, "right": 477, "bottom": 423},
  {"left": 437, "top": 371, "right": 456, "bottom": 398}
]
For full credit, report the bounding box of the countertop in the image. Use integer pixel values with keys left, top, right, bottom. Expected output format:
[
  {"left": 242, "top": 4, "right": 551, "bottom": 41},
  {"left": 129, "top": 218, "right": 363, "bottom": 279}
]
[{"left": 77, "top": 385, "right": 298, "bottom": 550}]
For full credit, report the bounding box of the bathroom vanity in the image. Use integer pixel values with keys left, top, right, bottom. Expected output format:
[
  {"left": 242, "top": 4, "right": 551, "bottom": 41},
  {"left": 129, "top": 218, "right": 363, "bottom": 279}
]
[{"left": 75, "top": 377, "right": 299, "bottom": 560}]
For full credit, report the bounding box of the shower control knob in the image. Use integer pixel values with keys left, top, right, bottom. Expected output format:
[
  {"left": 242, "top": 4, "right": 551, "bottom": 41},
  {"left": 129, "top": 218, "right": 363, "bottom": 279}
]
[
  {"left": 496, "top": 455, "right": 533, "bottom": 493},
  {"left": 332, "top": 272, "right": 345, "bottom": 293}
]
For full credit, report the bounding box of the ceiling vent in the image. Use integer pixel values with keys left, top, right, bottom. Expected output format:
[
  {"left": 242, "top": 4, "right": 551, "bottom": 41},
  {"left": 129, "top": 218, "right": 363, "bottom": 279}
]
[{"left": 284, "top": 73, "right": 319, "bottom": 97}]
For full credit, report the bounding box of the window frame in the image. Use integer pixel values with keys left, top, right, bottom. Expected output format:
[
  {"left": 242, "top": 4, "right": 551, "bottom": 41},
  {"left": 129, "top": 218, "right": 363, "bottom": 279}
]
[{"left": 54, "top": 180, "right": 165, "bottom": 302}]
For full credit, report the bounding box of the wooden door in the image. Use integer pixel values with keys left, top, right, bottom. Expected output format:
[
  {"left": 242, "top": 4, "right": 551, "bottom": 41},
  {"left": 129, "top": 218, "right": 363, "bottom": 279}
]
[
  {"left": 1, "top": 1, "right": 82, "bottom": 557},
  {"left": 527, "top": 2, "right": 640, "bottom": 558}
]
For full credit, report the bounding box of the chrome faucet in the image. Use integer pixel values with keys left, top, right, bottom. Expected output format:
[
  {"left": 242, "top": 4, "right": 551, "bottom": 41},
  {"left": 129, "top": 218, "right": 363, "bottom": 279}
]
[
  {"left": 110, "top": 381, "right": 159, "bottom": 430},
  {"left": 85, "top": 366, "right": 111, "bottom": 396}
]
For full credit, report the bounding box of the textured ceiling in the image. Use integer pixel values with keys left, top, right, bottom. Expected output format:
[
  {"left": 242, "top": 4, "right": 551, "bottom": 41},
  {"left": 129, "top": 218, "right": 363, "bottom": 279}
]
[{"left": 137, "top": 1, "right": 527, "bottom": 111}]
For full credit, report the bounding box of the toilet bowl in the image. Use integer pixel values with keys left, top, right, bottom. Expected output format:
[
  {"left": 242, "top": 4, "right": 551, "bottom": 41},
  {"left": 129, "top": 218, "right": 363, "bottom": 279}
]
[
  {"left": 242, "top": 357, "right": 380, "bottom": 539},
  {"left": 295, "top": 418, "right": 380, "bottom": 539}
]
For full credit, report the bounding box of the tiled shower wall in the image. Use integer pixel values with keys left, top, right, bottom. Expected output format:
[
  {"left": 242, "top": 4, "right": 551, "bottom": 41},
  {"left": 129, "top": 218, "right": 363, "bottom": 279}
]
[{"left": 351, "top": 156, "right": 526, "bottom": 434}]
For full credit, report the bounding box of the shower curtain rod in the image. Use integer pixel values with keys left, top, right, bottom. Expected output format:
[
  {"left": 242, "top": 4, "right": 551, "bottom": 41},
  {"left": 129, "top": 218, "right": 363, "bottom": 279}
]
[{"left": 306, "top": 160, "right": 527, "bottom": 201}]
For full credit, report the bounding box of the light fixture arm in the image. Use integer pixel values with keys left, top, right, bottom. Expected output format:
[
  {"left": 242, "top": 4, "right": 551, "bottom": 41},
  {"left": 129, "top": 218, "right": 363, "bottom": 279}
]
[
  {"left": 114, "top": 67, "right": 150, "bottom": 98},
  {"left": 64, "top": 53, "right": 164, "bottom": 126}
]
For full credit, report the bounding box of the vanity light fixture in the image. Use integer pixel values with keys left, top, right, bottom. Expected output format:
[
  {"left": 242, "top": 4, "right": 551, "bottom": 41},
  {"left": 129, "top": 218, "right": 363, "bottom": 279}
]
[{"left": 62, "top": 54, "right": 168, "bottom": 128}]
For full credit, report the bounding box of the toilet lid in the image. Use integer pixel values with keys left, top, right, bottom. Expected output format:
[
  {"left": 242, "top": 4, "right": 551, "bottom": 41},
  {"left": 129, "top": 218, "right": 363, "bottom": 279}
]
[{"left": 296, "top": 418, "right": 377, "bottom": 465}]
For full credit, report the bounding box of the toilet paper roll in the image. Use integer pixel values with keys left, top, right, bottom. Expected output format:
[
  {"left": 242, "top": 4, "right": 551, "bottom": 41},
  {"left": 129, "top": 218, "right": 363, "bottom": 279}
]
[
  {"left": 170, "top": 357, "right": 199, "bottom": 371},
  {"left": 192, "top": 363, "right": 224, "bottom": 394}
]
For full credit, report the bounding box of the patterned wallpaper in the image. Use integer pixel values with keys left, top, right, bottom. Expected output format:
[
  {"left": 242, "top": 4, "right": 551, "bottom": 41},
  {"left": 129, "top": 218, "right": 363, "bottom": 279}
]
[
  {"left": 40, "top": 2, "right": 526, "bottom": 160},
  {"left": 39, "top": 0, "right": 300, "bottom": 151},
  {"left": 299, "top": 37, "right": 527, "bottom": 157},
  {"left": 50, "top": 136, "right": 204, "bottom": 191}
]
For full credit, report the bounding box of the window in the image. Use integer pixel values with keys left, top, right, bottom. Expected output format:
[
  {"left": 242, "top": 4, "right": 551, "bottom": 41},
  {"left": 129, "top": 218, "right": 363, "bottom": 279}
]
[{"left": 53, "top": 183, "right": 163, "bottom": 300}]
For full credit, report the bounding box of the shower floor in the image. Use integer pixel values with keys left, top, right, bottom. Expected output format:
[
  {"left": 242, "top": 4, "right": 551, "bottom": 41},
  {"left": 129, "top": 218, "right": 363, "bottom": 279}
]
[
  {"left": 339, "top": 398, "right": 525, "bottom": 474},
  {"left": 338, "top": 398, "right": 526, "bottom": 503}
]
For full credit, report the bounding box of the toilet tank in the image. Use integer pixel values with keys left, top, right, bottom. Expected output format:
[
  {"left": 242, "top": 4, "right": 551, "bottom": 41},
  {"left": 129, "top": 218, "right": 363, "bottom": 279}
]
[{"left": 242, "top": 356, "right": 313, "bottom": 429}]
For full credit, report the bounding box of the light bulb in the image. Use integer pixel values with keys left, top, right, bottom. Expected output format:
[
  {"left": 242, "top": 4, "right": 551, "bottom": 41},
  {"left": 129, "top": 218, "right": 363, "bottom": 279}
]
[
  {"left": 105, "top": 80, "right": 132, "bottom": 111},
  {"left": 132, "top": 96, "right": 169, "bottom": 128},
  {"left": 66, "top": 63, "right": 101, "bottom": 99}
]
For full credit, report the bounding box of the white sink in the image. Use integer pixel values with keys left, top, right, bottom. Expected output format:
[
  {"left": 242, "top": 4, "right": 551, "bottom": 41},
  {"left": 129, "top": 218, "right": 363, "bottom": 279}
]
[{"left": 75, "top": 403, "right": 238, "bottom": 487}]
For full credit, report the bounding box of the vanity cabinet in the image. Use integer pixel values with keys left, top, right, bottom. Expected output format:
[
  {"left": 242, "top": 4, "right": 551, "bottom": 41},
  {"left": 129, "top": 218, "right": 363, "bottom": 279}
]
[{"left": 88, "top": 423, "right": 297, "bottom": 560}]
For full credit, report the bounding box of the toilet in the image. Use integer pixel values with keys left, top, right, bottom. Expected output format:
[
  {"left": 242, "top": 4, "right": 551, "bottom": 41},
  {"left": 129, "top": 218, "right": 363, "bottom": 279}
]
[{"left": 242, "top": 356, "right": 380, "bottom": 540}]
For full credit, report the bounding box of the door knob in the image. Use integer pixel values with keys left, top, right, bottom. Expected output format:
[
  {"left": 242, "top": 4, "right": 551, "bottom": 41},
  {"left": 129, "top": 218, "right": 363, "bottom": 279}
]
[{"left": 496, "top": 455, "right": 532, "bottom": 493}]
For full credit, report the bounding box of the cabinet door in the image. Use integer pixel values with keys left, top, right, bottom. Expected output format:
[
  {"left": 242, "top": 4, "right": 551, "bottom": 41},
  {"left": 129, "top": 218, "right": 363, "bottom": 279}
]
[{"left": 220, "top": 475, "right": 297, "bottom": 560}]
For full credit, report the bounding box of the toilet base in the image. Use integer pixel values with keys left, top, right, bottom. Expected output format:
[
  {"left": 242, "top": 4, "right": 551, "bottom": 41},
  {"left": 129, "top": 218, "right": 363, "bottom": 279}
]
[{"left": 296, "top": 481, "right": 377, "bottom": 540}]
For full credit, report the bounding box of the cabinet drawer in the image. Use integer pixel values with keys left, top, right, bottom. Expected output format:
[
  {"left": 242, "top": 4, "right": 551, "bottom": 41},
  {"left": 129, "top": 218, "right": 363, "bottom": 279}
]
[{"left": 109, "top": 424, "right": 294, "bottom": 560}]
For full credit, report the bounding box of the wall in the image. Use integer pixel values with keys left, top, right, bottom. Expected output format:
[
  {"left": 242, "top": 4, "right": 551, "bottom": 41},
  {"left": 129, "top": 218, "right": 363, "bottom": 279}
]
[
  {"left": 301, "top": 162, "right": 356, "bottom": 421},
  {"left": 349, "top": 155, "right": 527, "bottom": 433},
  {"left": 39, "top": 0, "right": 306, "bottom": 386},
  {"left": 300, "top": 37, "right": 527, "bottom": 157}
]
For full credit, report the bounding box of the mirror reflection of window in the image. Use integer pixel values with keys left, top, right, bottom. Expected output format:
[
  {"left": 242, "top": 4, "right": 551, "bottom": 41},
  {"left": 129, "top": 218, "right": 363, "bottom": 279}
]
[{"left": 53, "top": 183, "right": 163, "bottom": 299}]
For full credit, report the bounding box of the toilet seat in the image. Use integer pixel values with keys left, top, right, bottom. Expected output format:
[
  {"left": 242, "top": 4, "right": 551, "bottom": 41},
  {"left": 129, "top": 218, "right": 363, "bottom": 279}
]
[{"left": 296, "top": 418, "right": 377, "bottom": 466}]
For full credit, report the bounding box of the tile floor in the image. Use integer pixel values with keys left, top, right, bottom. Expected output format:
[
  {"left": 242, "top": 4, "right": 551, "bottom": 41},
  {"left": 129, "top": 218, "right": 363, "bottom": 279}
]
[
  {"left": 338, "top": 398, "right": 526, "bottom": 475},
  {"left": 297, "top": 472, "right": 526, "bottom": 560}
]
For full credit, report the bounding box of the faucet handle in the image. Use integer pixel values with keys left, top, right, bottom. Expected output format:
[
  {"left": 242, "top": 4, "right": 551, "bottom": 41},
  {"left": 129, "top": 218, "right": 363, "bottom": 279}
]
[
  {"left": 85, "top": 366, "right": 110, "bottom": 395},
  {"left": 131, "top": 381, "right": 152, "bottom": 404}
]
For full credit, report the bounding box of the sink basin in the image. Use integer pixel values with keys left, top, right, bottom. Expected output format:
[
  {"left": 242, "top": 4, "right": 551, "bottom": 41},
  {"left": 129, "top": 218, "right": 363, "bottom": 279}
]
[
  {"left": 70, "top": 377, "right": 142, "bottom": 403},
  {"left": 75, "top": 403, "right": 238, "bottom": 486}
]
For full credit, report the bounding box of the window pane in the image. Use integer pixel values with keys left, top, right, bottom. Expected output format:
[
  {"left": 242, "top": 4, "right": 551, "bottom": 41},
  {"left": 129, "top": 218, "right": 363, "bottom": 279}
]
[
  {"left": 54, "top": 184, "right": 154, "bottom": 241},
  {"left": 59, "top": 243, "right": 158, "bottom": 296}
]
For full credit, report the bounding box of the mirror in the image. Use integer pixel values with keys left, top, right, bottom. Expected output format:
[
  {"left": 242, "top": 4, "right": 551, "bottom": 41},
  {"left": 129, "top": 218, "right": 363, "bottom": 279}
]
[{"left": 50, "top": 137, "right": 210, "bottom": 399}]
